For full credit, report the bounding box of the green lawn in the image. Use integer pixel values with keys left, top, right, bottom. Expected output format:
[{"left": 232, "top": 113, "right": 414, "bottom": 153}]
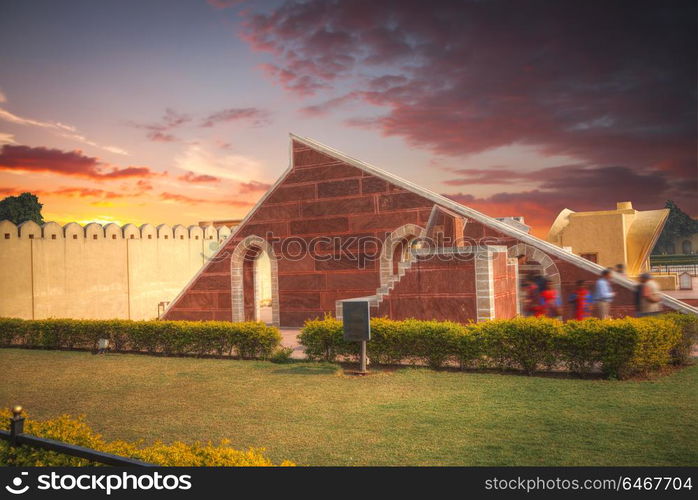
[{"left": 0, "top": 348, "right": 696, "bottom": 466}]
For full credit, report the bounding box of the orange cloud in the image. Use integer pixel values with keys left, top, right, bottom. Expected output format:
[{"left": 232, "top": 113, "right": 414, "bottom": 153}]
[
  {"left": 177, "top": 171, "right": 221, "bottom": 183},
  {"left": 160, "top": 192, "right": 254, "bottom": 207}
]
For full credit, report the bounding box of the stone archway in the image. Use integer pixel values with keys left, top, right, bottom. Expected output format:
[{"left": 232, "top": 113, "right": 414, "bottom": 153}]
[
  {"left": 379, "top": 223, "right": 425, "bottom": 287},
  {"left": 507, "top": 243, "right": 561, "bottom": 314},
  {"left": 230, "top": 235, "right": 280, "bottom": 326}
]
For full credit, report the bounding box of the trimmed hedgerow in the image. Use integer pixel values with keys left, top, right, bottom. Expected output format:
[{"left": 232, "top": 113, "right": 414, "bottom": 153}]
[
  {"left": 475, "top": 317, "right": 561, "bottom": 374},
  {"left": 0, "top": 318, "right": 281, "bottom": 360},
  {"left": 558, "top": 318, "right": 606, "bottom": 375},
  {"left": 298, "top": 315, "right": 350, "bottom": 361},
  {"left": 0, "top": 408, "right": 293, "bottom": 466},
  {"left": 558, "top": 317, "right": 680, "bottom": 379},
  {"left": 298, "top": 316, "right": 475, "bottom": 369},
  {"left": 299, "top": 314, "right": 693, "bottom": 379},
  {"left": 659, "top": 312, "right": 698, "bottom": 365}
]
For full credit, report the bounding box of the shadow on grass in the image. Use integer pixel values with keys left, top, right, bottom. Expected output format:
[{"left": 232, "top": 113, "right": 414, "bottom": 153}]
[{"left": 271, "top": 364, "right": 339, "bottom": 375}]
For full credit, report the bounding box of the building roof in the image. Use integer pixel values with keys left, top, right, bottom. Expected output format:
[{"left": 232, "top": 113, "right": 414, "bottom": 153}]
[{"left": 547, "top": 203, "right": 669, "bottom": 276}]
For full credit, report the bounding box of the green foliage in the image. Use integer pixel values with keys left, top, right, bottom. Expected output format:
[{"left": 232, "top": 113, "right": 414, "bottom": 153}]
[
  {"left": 298, "top": 316, "right": 474, "bottom": 369},
  {"left": 0, "top": 317, "right": 27, "bottom": 347},
  {"left": 558, "top": 318, "right": 606, "bottom": 374},
  {"left": 0, "top": 192, "right": 44, "bottom": 225},
  {"left": 372, "top": 318, "right": 467, "bottom": 369},
  {"left": 269, "top": 346, "right": 295, "bottom": 364},
  {"left": 657, "top": 312, "right": 698, "bottom": 365},
  {"left": 299, "top": 315, "right": 691, "bottom": 379},
  {"left": 298, "top": 314, "right": 350, "bottom": 361},
  {"left": 0, "top": 408, "right": 293, "bottom": 466},
  {"left": 653, "top": 200, "right": 698, "bottom": 254},
  {"left": 476, "top": 317, "right": 561, "bottom": 374},
  {"left": 0, "top": 318, "right": 281, "bottom": 360},
  {"left": 561, "top": 317, "right": 683, "bottom": 379}
]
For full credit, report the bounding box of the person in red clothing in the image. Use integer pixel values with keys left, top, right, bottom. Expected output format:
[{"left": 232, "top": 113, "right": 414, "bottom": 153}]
[
  {"left": 522, "top": 276, "right": 543, "bottom": 317},
  {"left": 538, "top": 277, "right": 561, "bottom": 318},
  {"left": 568, "top": 279, "right": 591, "bottom": 321}
]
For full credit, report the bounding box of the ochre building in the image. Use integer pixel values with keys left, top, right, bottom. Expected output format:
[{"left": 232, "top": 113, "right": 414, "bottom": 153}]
[{"left": 546, "top": 202, "right": 668, "bottom": 276}]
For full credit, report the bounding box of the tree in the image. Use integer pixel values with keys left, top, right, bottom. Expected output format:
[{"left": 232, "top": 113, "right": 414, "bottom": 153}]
[
  {"left": 652, "top": 200, "right": 698, "bottom": 254},
  {"left": 0, "top": 192, "right": 44, "bottom": 225}
]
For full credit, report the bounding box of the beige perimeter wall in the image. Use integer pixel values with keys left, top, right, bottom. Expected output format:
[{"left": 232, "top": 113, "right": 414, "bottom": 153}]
[{"left": 0, "top": 220, "right": 232, "bottom": 320}]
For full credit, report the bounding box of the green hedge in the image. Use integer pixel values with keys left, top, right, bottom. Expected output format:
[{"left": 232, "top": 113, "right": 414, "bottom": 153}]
[
  {"left": 660, "top": 312, "right": 698, "bottom": 365},
  {"left": 0, "top": 318, "right": 281, "bottom": 359},
  {"left": 299, "top": 314, "right": 696, "bottom": 379}
]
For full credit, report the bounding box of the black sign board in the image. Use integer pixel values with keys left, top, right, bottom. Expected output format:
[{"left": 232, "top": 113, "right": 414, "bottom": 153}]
[{"left": 342, "top": 300, "right": 371, "bottom": 341}]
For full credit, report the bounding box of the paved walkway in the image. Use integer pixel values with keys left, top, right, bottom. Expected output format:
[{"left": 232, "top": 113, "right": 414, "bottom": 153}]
[{"left": 279, "top": 328, "right": 305, "bottom": 359}]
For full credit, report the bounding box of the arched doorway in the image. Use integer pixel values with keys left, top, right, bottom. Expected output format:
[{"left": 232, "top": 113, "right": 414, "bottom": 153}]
[
  {"left": 391, "top": 236, "right": 422, "bottom": 274},
  {"left": 231, "top": 235, "right": 279, "bottom": 326},
  {"left": 254, "top": 250, "right": 272, "bottom": 323},
  {"left": 380, "top": 223, "right": 425, "bottom": 285},
  {"left": 507, "top": 243, "right": 561, "bottom": 315},
  {"left": 682, "top": 240, "right": 693, "bottom": 255}
]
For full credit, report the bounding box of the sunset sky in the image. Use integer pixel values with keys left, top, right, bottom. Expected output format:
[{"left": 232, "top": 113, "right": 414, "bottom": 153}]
[{"left": 1, "top": 0, "right": 695, "bottom": 236}]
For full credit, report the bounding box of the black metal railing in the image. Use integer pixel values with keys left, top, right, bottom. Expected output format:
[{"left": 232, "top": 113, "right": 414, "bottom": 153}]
[
  {"left": 650, "top": 264, "right": 698, "bottom": 275},
  {"left": 0, "top": 406, "right": 154, "bottom": 466}
]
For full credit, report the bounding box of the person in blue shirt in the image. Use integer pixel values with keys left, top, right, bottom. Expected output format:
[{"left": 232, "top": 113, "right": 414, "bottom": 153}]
[{"left": 592, "top": 268, "right": 615, "bottom": 319}]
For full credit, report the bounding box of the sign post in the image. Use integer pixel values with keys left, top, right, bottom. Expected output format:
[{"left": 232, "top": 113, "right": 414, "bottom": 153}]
[{"left": 342, "top": 300, "right": 371, "bottom": 375}]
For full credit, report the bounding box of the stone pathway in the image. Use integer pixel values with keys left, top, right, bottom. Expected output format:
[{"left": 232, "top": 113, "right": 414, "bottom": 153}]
[{"left": 279, "top": 328, "right": 305, "bottom": 359}]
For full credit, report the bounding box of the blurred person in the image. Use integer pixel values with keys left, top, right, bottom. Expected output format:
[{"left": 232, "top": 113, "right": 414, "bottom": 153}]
[
  {"left": 637, "top": 272, "right": 662, "bottom": 316},
  {"left": 521, "top": 277, "right": 541, "bottom": 317},
  {"left": 634, "top": 275, "right": 645, "bottom": 316},
  {"left": 593, "top": 268, "right": 615, "bottom": 319},
  {"left": 539, "top": 277, "right": 561, "bottom": 319},
  {"left": 568, "top": 280, "right": 591, "bottom": 321}
]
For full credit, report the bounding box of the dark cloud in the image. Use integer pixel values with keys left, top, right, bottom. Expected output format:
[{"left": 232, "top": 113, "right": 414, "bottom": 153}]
[
  {"left": 446, "top": 163, "right": 695, "bottom": 205},
  {"left": 258, "top": 63, "right": 331, "bottom": 96},
  {"left": 0, "top": 185, "right": 127, "bottom": 200},
  {"left": 444, "top": 164, "right": 696, "bottom": 235},
  {"left": 147, "top": 131, "right": 178, "bottom": 143},
  {"left": 442, "top": 165, "right": 546, "bottom": 186},
  {"left": 241, "top": 0, "right": 697, "bottom": 182},
  {"left": 0, "top": 144, "right": 156, "bottom": 180},
  {"left": 206, "top": 0, "right": 246, "bottom": 8},
  {"left": 129, "top": 108, "right": 191, "bottom": 143},
  {"left": 200, "top": 107, "right": 271, "bottom": 128},
  {"left": 299, "top": 92, "right": 360, "bottom": 117},
  {"left": 132, "top": 106, "right": 271, "bottom": 141}
]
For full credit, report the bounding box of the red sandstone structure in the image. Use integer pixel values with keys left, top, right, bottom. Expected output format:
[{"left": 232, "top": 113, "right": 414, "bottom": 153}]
[{"left": 162, "top": 135, "right": 697, "bottom": 326}]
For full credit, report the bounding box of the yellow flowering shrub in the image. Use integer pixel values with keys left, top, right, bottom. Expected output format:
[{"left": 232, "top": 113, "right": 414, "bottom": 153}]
[{"left": 0, "top": 409, "right": 293, "bottom": 466}]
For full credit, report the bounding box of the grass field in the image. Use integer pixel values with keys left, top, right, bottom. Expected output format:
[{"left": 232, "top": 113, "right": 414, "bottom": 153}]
[{"left": 0, "top": 348, "right": 696, "bottom": 466}]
